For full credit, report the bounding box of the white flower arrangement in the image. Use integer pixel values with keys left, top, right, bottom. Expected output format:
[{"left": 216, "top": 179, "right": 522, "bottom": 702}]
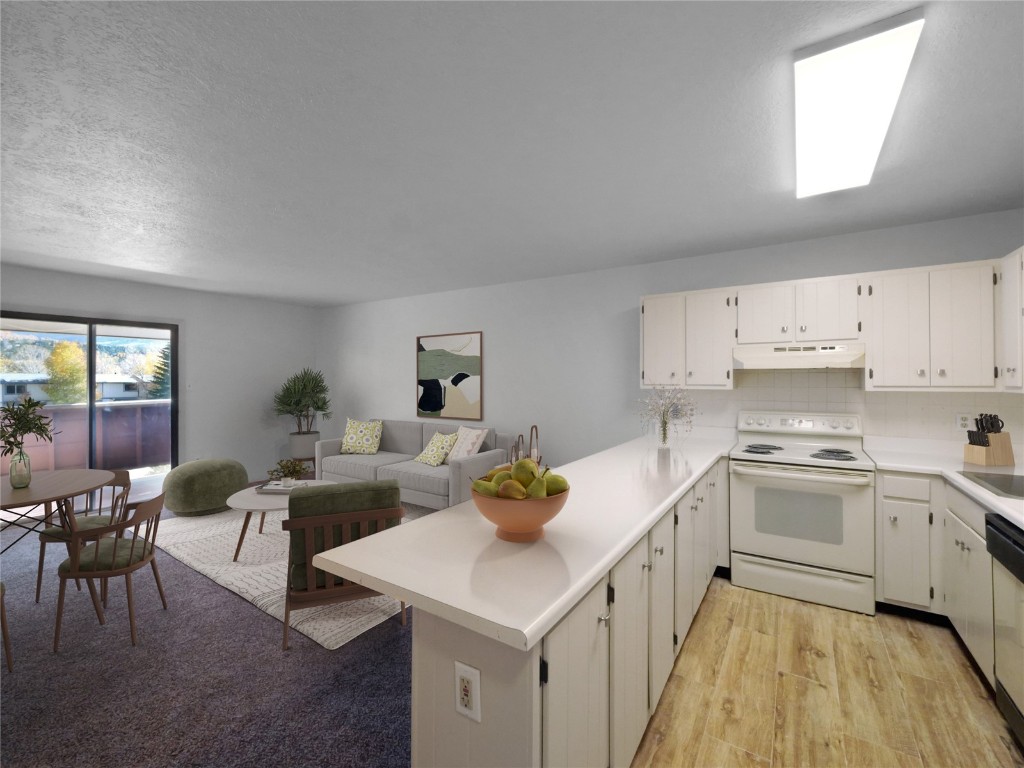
[{"left": 640, "top": 387, "right": 697, "bottom": 445}]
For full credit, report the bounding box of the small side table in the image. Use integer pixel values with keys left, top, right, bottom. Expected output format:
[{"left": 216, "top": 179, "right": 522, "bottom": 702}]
[{"left": 227, "top": 480, "right": 335, "bottom": 562}]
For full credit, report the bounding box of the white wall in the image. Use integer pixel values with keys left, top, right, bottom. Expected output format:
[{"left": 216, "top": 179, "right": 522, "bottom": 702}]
[
  {"left": 0, "top": 264, "right": 319, "bottom": 480},
  {"left": 316, "top": 209, "right": 1024, "bottom": 466}
]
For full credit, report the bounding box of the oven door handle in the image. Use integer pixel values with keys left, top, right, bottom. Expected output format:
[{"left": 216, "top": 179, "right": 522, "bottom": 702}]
[{"left": 731, "top": 463, "right": 874, "bottom": 486}]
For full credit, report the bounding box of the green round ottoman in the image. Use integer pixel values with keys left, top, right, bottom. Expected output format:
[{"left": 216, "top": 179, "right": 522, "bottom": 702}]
[{"left": 162, "top": 459, "right": 249, "bottom": 517}]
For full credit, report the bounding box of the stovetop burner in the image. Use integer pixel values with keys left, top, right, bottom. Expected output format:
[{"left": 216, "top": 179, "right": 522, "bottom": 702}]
[
  {"left": 817, "top": 448, "right": 852, "bottom": 455},
  {"left": 743, "top": 447, "right": 773, "bottom": 455},
  {"left": 747, "top": 444, "right": 783, "bottom": 451},
  {"left": 810, "top": 451, "right": 857, "bottom": 461}
]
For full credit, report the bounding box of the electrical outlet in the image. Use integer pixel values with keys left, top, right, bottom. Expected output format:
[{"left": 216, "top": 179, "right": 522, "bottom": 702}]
[
  {"left": 956, "top": 413, "right": 972, "bottom": 431},
  {"left": 454, "top": 661, "right": 481, "bottom": 722}
]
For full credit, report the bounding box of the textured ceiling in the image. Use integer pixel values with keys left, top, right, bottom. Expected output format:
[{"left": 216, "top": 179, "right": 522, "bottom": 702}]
[{"left": 2, "top": 1, "right": 1022, "bottom": 307}]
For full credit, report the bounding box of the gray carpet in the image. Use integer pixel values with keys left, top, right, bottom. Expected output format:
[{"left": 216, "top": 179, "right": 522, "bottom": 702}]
[{"left": 0, "top": 503, "right": 431, "bottom": 768}]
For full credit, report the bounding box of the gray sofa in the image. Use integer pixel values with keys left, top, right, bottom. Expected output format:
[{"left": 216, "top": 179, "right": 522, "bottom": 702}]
[{"left": 315, "top": 420, "right": 512, "bottom": 510}]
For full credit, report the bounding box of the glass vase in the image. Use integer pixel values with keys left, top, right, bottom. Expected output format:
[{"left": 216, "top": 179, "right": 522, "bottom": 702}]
[{"left": 9, "top": 450, "right": 31, "bottom": 489}]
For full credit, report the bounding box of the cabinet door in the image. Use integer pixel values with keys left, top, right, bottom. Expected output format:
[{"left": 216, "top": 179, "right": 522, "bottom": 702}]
[
  {"left": 943, "top": 509, "right": 968, "bottom": 641},
  {"left": 930, "top": 263, "right": 995, "bottom": 388},
  {"left": 685, "top": 291, "right": 736, "bottom": 388},
  {"left": 642, "top": 294, "right": 685, "bottom": 386},
  {"left": 648, "top": 512, "right": 676, "bottom": 713},
  {"left": 610, "top": 537, "right": 650, "bottom": 768},
  {"left": 737, "top": 285, "right": 795, "bottom": 344},
  {"left": 962, "top": 523, "right": 995, "bottom": 687},
  {"left": 713, "top": 458, "right": 731, "bottom": 569},
  {"left": 542, "top": 576, "right": 610, "bottom": 768},
  {"left": 867, "top": 271, "right": 931, "bottom": 387},
  {"left": 881, "top": 499, "right": 930, "bottom": 607},
  {"left": 795, "top": 277, "right": 859, "bottom": 341},
  {"left": 674, "top": 494, "right": 695, "bottom": 653},
  {"left": 999, "top": 248, "right": 1023, "bottom": 389},
  {"left": 692, "top": 474, "right": 712, "bottom": 608}
]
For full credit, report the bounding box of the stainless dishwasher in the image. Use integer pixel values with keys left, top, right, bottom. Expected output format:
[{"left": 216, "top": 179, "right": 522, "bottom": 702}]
[{"left": 986, "top": 512, "right": 1024, "bottom": 748}]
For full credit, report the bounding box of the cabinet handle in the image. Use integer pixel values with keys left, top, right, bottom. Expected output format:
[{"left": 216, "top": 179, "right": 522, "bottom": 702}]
[
  {"left": 597, "top": 613, "right": 610, "bottom": 626},
  {"left": 800, "top": 325, "right": 807, "bottom": 332},
  {"left": 937, "top": 368, "right": 947, "bottom": 377},
  {"left": 709, "top": 481, "right": 716, "bottom": 488},
  {"left": 889, "top": 515, "right": 898, "bottom": 523},
  {"left": 654, "top": 546, "right": 665, "bottom": 556},
  {"left": 781, "top": 325, "right": 788, "bottom": 333},
  {"left": 687, "top": 371, "right": 693, "bottom": 377},
  {"left": 916, "top": 369, "right": 926, "bottom": 376},
  {"left": 691, "top": 504, "right": 698, "bottom": 512},
  {"left": 670, "top": 371, "right": 676, "bottom": 378},
  {"left": 697, "top": 496, "right": 704, "bottom": 503},
  {"left": 962, "top": 542, "right": 971, "bottom": 553},
  {"left": 642, "top": 561, "right": 653, "bottom": 571}
]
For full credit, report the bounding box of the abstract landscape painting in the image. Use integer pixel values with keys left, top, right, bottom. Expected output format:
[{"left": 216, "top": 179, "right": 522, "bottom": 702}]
[{"left": 416, "top": 331, "right": 482, "bottom": 420}]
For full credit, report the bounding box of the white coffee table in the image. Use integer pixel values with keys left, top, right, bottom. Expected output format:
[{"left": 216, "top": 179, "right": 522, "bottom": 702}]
[{"left": 228, "top": 480, "right": 336, "bottom": 562}]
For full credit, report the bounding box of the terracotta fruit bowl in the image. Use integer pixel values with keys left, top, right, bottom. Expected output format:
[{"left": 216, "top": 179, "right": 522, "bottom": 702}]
[{"left": 470, "top": 489, "right": 569, "bottom": 543}]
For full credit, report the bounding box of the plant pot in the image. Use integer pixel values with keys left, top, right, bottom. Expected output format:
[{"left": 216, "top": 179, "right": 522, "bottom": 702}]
[
  {"left": 288, "top": 431, "right": 319, "bottom": 460},
  {"left": 9, "top": 450, "right": 30, "bottom": 489}
]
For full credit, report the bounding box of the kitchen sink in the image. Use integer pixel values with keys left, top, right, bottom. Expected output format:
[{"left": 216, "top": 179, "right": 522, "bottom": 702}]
[{"left": 960, "top": 472, "right": 1024, "bottom": 500}]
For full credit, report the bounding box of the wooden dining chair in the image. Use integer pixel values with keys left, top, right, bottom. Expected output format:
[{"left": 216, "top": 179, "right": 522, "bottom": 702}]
[
  {"left": 1, "top": 582, "right": 11, "bottom": 672},
  {"left": 53, "top": 493, "right": 167, "bottom": 652},
  {"left": 281, "top": 480, "right": 405, "bottom": 650},
  {"left": 35, "top": 470, "right": 131, "bottom": 603}
]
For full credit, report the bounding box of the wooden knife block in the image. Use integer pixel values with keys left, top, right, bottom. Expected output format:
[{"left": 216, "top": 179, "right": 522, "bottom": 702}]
[{"left": 963, "top": 432, "right": 1015, "bottom": 466}]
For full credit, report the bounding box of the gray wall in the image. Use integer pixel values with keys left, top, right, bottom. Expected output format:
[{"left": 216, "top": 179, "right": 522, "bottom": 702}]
[
  {"left": 316, "top": 209, "right": 1024, "bottom": 466},
  {"left": 3, "top": 208, "right": 1021, "bottom": 475},
  {"left": 0, "top": 264, "right": 319, "bottom": 479}
]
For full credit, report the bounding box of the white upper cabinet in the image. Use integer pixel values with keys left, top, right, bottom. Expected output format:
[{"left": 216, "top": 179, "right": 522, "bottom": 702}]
[
  {"left": 794, "top": 277, "right": 860, "bottom": 341},
  {"left": 737, "top": 285, "right": 794, "bottom": 343},
  {"left": 929, "top": 263, "right": 995, "bottom": 388},
  {"left": 737, "top": 277, "right": 859, "bottom": 344},
  {"left": 641, "top": 293, "right": 685, "bottom": 387},
  {"left": 867, "top": 263, "right": 996, "bottom": 390},
  {"left": 998, "top": 247, "right": 1023, "bottom": 389},
  {"left": 684, "top": 290, "right": 736, "bottom": 388}
]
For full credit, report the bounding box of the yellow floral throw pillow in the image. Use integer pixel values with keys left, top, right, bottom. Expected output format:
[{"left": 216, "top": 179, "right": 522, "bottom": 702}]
[
  {"left": 340, "top": 418, "right": 383, "bottom": 455},
  {"left": 414, "top": 431, "right": 460, "bottom": 467}
]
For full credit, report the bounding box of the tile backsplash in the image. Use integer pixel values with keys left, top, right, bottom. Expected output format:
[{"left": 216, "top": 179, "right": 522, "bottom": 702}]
[{"left": 691, "top": 369, "right": 1024, "bottom": 441}]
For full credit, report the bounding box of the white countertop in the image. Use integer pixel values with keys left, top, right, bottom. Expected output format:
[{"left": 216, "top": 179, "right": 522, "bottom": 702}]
[
  {"left": 313, "top": 428, "right": 735, "bottom": 651},
  {"left": 864, "top": 436, "right": 1023, "bottom": 530}
]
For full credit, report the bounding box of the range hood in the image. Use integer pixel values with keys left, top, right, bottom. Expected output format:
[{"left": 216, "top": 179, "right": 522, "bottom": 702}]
[{"left": 732, "top": 342, "right": 866, "bottom": 370}]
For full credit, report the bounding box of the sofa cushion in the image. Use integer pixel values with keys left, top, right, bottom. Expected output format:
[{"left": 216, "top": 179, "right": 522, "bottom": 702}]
[
  {"left": 378, "top": 460, "right": 450, "bottom": 498},
  {"left": 340, "top": 418, "right": 383, "bottom": 455},
  {"left": 321, "top": 451, "right": 414, "bottom": 482},
  {"left": 415, "top": 431, "right": 459, "bottom": 467},
  {"left": 445, "top": 425, "right": 489, "bottom": 464}
]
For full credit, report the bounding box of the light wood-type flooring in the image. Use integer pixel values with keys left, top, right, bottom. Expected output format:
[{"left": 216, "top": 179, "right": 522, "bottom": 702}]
[{"left": 633, "top": 577, "right": 1024, "bottom": 768}]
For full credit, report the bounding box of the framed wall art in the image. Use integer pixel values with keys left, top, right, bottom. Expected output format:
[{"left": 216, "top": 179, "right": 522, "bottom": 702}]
[{"left": 416, "top": 331, "right": 482, "bottom": 420}]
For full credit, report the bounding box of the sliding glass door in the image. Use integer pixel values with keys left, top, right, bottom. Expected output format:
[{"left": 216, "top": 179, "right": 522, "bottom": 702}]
[{"left": 1, "top": 313, "right": 177, "bottom": 480}]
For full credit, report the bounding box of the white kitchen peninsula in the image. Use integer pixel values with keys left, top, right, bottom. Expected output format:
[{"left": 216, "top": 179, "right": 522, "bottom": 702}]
[{"left": 313, "top": 430, "right": 734, "bottom": 768}]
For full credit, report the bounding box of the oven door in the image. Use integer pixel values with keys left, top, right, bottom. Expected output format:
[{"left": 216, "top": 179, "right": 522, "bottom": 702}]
[{"left": 730, "top": 460, "right": 875, "bottom": 575}]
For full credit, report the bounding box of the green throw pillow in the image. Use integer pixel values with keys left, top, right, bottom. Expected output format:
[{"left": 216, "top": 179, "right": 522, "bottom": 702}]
[
  {"left": 340, "top": 418, "right": 383, "bottom": 455},
  {"left": 415, "top": 431, "right": 459, "bottom": 467}
]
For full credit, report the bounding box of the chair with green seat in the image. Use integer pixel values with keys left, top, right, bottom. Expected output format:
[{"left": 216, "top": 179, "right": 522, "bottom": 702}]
[
  {"left": 35, "top": 469, "right": 131, "bottom": 603},
  {"left": 282, "top": 480, "right": 406, "bottom": 650},
  {"left": 53, "top": 493, "right": 168, "bottom": 652}
]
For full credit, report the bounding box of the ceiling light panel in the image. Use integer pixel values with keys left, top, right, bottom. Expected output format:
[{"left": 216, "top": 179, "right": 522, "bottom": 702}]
[{"left": 795, "top": 11, "right": 925, "bottom": 198}]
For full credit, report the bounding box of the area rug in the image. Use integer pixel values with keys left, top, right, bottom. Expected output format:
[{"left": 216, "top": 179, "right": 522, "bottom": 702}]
[{"left": 157, "top": 508, "right": 402, "bottom": 650}]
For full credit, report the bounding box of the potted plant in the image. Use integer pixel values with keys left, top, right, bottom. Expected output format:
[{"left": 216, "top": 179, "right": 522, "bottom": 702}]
[
  {"left": 267, "top": 459, "right": 310, "bottom": 486},
  {"left": 273, "top": 368, "right": 332, "bottom": 459},
  {"left": 1, "top": 396, "right": 56, "bottom": 488}
]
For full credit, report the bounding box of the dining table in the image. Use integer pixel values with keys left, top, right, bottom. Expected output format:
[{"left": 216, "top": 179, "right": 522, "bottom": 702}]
[{"left": 0, "top": 469, "right": 115, "bottom": 554}]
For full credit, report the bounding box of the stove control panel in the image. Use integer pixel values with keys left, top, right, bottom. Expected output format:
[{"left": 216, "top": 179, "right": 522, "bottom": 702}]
[{"left": 738, "top": 412, "right": 862, "bottom": 436}]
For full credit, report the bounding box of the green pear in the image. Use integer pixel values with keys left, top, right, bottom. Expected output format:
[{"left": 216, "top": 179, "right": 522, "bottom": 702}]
[
  {"left": 492, "top": 470, "right": 513, "bottom": 486},
  {"left": 545, "top": 473, "right": 569, "bottom": 495},
  {"left": 511, "top": 458, "right": 539, "bottom": 488},
  {"left": 497, "top": 479, "right": 528, "bottom": 499},
  {"left": 526, "top": 475, "right": 547, "bottom": 499},
  {"left": 485, "top": 463, "right": 513, "bottom": 481},
  {"left": 472, "top": 479, "right": 500, "bottom": 497}
]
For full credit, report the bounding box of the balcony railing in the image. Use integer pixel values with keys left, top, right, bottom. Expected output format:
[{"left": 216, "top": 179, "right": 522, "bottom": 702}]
[{"left": 1, "top": 400, "right": 171, "bottom": 476}]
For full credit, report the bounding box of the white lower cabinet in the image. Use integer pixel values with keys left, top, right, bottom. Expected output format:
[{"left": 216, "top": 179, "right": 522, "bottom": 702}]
[
  {"left": 610, "top": 536, "right": 651, "bottom": 768},
  {"left": 674, "top": 492, "right": 696, "bottom": 651},
  {"left": 875, "top": 472, "right": 938, "bottom": 611},
  {"left": 648, "top": 511, "right": 676, "bottom": 714},
  {"left": 541, "top": 576, "right": 610, "bottom": 768},
  {"left": 943, "top": 489, "right": 995, "bottom": 687},
  {"left": 692, "top": 472, "right": 713, "bottom": 608}
]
